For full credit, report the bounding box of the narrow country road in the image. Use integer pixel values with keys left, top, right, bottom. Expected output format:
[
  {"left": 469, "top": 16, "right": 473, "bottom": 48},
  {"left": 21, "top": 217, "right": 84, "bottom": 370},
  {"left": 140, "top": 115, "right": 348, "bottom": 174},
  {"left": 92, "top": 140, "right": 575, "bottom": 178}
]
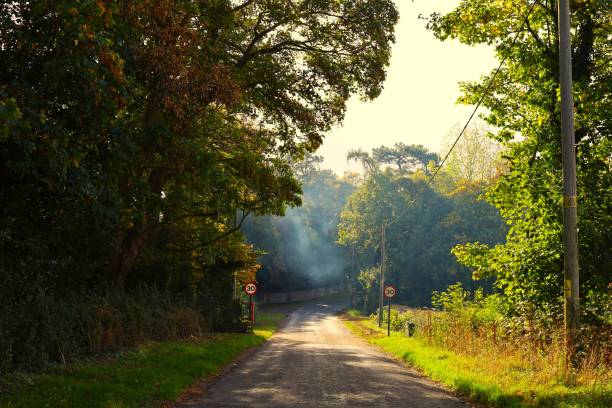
[{"left": 186, "top": 300, "right": 469, "bottom": 407}]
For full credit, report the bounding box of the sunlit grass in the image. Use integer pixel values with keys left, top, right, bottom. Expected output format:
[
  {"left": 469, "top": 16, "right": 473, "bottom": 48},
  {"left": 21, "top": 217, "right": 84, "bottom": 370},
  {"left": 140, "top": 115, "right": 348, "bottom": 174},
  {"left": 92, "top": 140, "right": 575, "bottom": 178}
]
[
  {"left": 0, "top": 312, "right": 285, "bottom": 408},
  {"left": 345, "top": 308, "right": 362, "bottom": 319},
  {"left": 343, "top": 314, "right": 612, "bottom": 408}
]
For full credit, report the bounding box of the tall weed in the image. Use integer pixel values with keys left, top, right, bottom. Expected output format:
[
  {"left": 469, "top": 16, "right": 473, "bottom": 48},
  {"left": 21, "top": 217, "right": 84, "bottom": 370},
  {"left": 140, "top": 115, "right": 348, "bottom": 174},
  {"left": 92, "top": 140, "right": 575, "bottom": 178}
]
[{"left": 375, "top": 283, "right": 611, "bottom": 389}]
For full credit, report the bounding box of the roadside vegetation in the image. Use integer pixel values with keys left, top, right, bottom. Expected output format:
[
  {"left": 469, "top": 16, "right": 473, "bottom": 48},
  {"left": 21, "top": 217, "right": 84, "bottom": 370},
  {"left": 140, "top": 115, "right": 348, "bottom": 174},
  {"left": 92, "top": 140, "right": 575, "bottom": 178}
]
[
  {"left": 0, "top": 311, "right": 285, "bottom": 408},
  {"left": 0, "top": 0, "right": 398, "bottom": 375},
  {"left": 0, "top": 0, "right": 609, "bottom": 406},
  {"left": 338, "top": 2, "right": 610, "bottom": 404},
  {"left": 343, "top": 295, "right": 611, "bottom": 408}
]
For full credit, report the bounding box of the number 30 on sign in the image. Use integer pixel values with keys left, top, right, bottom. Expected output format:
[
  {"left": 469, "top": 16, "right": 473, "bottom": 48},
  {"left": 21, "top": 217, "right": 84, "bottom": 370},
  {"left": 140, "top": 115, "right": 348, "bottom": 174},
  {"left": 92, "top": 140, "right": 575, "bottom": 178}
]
[
  {"left": 384, "top": 285, "right": 396, "bottom": 298},
  {"left": 244, "top": 282, "right": 257, "bottom": 295}
]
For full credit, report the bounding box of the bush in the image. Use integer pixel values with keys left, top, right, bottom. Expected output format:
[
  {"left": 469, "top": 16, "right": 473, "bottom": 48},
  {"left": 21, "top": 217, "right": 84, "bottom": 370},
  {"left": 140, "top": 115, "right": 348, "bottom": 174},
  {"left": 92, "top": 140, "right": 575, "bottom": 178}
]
[
  {"left": 371, "top": 282, "right": 611, "bottom": 380},
  {"left": 0, "top": 287, "right": 246, "bottom": 375}
]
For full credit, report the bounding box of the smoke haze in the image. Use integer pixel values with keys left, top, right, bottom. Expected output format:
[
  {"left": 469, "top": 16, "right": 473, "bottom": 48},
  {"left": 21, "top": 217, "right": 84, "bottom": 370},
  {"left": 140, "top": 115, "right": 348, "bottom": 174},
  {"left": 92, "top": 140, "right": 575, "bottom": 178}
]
[{"left": 242, "top": 169, "right": 354, "bottom": 292}]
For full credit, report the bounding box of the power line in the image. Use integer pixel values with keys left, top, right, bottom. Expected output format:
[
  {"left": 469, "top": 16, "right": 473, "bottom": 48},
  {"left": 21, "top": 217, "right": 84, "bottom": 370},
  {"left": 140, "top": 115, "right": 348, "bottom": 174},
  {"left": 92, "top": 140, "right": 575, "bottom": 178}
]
[
  {"left": 386, "top": 0, "right": 538, "bottom": 228},
  {"left": 375, "top": 1, "right": 538, "bottom": 323}
]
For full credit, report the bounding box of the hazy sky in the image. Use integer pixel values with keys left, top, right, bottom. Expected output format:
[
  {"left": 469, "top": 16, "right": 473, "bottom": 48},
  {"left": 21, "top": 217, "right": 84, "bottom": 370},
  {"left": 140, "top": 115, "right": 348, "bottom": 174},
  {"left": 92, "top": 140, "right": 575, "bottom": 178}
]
[{"left": 318, "top": 0, "right": 497, "bottom": 174}]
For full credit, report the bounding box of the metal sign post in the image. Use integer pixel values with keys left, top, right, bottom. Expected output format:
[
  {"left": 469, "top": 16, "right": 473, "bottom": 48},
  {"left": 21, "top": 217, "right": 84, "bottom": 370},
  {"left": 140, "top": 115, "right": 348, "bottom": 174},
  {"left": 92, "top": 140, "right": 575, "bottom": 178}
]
[
  {"left": 244, "top": 282, "right": 258, "bottom": 329},
  {"left": 250, "top": 296, "right": 254, "bottom": 326},
  {"left": 383, "top": 285, "right": 396, "bottom": 337},
  {"left": 387, "top": 296, "right": 391, "bottom": 337}
]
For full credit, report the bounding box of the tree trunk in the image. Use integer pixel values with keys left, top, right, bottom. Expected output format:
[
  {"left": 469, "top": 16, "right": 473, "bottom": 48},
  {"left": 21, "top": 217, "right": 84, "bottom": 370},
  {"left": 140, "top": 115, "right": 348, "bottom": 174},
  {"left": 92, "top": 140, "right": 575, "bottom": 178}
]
[
  {"left": 108, "top": 218, "right": 150, "bottom": 289},
  {"left": 107, "top": 169, "right": 165, "bottom": 288}
]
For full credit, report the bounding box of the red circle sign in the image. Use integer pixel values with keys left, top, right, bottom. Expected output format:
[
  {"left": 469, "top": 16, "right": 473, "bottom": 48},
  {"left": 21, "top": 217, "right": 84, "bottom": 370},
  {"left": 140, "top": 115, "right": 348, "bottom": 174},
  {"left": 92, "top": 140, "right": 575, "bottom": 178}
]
[
  {"left": 244, "top": 282, "right": 257, "bottom": 295},
  {"left": 384, "top": 285, "right": 396, "bottom": 298}
]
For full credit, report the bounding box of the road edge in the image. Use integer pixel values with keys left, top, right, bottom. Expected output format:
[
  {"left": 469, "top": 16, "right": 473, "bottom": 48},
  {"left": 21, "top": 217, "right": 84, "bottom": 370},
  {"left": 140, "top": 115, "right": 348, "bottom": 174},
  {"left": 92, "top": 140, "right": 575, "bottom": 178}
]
[
  {"left": 170, "top": 309, "right": 297, "bottom": 408},
  {"left": 338, "top": 312, "right": 483, "bottom": 408}
]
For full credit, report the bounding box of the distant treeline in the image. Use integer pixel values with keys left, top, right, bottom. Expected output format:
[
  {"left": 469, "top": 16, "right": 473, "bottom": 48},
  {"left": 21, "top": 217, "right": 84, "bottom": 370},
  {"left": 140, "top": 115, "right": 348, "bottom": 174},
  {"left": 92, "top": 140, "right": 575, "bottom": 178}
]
[
  {"left": 244, "top": 146, "right": 508, "bottom": 306},
  {"left": 337, "top": 140, "right": 507, "bottom": 309}
]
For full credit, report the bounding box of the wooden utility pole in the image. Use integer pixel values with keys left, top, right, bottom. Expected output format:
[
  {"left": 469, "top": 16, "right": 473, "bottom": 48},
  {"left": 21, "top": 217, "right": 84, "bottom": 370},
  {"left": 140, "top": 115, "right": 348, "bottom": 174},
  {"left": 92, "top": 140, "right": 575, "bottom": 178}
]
[
  {"left": 557, "top": 0, "right": 580, "bottom": 361},
  {"left": 378, "top": 222, "right": 385, "bottom": 327},
  {"left": 350, "top": 247, "right": 355, "bottom": 309}
]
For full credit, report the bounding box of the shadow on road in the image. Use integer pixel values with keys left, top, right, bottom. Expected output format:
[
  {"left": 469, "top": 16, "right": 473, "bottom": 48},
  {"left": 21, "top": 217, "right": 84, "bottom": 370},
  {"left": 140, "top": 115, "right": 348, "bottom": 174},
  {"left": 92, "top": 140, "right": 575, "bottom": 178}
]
[{"left": 180, "top": 299, "right": 468, "bottom": 408}]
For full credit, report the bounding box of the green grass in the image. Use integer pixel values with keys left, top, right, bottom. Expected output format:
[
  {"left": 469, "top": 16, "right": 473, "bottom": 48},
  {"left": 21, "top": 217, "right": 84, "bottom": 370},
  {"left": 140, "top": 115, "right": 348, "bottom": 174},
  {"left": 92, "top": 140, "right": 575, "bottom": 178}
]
[
  {"left": 0, "top": 311, "right": 286, "bottom": 408},
  {"left": 344, "top": 308, "right": 362, "bottom": 319},
  {"left": 343, "top": 314, "right": 612, "bottom": 408}
]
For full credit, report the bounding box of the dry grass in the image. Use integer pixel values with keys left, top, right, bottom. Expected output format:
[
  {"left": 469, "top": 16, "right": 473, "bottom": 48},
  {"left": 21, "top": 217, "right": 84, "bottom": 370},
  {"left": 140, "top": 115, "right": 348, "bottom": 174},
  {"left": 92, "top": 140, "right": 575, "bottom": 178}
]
[{"left": 344, "top": 309, "right": 612, "bottom": 407}]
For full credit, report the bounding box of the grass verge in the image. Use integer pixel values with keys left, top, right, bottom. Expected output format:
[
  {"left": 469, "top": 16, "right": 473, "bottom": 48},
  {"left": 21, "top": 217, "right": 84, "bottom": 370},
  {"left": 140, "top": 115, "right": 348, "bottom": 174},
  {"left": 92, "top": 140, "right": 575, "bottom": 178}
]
[
  {"left": 0, "top": 311, "right": 286, "bottom": 408},
  {"left": 342, "top": 311, "right": 611, "bottom": 408}
]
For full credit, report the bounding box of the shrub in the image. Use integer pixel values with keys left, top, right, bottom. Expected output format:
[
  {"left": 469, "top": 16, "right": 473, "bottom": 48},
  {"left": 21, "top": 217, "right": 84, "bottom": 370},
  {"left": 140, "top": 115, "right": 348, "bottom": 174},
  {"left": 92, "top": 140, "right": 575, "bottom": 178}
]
[
  {"left": 371, "top": 282, "right": 611, "bottom": 382},
  {"left": 0, "top": 287, "right": 247, "bottom": 375}
]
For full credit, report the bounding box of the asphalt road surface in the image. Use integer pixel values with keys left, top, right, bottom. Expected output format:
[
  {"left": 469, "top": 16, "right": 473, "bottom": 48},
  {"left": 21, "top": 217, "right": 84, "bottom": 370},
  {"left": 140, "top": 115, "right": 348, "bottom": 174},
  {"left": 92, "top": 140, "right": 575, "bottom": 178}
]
[{"left": 189, "top": 300, "right": 469, "bottom": 407}]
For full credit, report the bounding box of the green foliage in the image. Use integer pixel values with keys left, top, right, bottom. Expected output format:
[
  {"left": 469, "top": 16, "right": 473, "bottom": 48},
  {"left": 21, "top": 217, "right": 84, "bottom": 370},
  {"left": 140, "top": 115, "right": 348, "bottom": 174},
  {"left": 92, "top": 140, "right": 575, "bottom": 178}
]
[
  {"left": 440, "top": 120, "right": 504, "bottom": 186},
  {"left": 0, "top": 312, "right": 285, "bottom": 408},
  {"left": 357, "top": 266, "right": 380, "bottom": 312},
  {"left": 372, "top": 283, "right": 506, "bottom": 335},
  {"left": 0, "top": 0, "right": 398, "bottom": 373},
  {"left": 369, "top": 282, "right": 610, "bottom": 396},
  {"left": 431, "top": 282, "right": 470, "bottom": 312},
  {"left": 0, "top": 287, "right": 246, "bottom": 373},
  {"left": 372, "top": 143, "right": 439, "bottom": 174},
  {"left": 346, "top": 315, "right": 612, "bottom": 408},
  {"left": 338, "top": 145, "right": 506, "bottom": 307},
  {"left": 356, "top": 279, "right": 610, "bottom": 405},
  {"left": 427, "top": 0, "right": 611, "bottom": 331},
  {"left": 431, "top": 283, "right": 505, "bottom": 328}
]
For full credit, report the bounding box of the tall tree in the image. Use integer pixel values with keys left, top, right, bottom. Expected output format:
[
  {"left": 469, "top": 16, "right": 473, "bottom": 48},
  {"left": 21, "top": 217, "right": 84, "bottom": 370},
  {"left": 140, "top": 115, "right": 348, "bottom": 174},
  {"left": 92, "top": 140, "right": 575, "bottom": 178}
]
[
  {"left": 0, "top": 0, "right": 399, "bottom": 292},
  {"left": 373, "top": 143, "right": 439, "bottom": 174},
  {"left": 103, "top": 0, "right": 399, "bottom": 286},
  {"left": 348, "top": 143, "right": 439, "bottom": 175},
  {"left": 427, "top": 0, "right": 611, "bottom": 327}
]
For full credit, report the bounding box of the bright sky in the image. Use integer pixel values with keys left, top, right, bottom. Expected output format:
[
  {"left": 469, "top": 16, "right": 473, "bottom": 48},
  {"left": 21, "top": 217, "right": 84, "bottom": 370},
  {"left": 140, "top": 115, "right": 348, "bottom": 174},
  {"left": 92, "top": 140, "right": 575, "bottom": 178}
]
[{"left": 318, "top": 0, "right": 497, "bottom": 175}]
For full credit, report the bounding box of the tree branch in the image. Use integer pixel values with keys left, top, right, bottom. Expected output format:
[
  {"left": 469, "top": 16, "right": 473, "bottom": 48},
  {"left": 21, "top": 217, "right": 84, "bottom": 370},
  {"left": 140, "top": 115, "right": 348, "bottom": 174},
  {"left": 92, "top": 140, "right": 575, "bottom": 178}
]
[
  {"left": 183, "top": 211, "right": 251, "bottom": 251},
  {"left": 237, "top": 19, "right": 288, "bottom": 67},
  {"left": 232, "top": 0, "right": 258, "bottom": 13},
  {"left": 168, "top": 210, "right": 219, "bottom": 223},
  {"left": 525, "top": 18, "right": 547, "bottom": 51}
]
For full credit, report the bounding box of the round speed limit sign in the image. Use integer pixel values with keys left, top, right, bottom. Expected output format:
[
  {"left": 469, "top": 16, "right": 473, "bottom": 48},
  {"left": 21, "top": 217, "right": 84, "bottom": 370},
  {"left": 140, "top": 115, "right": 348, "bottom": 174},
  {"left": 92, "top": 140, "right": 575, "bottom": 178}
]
[
  {"left": 244, "top": 282, "right": 257, "bottom": 296},
  {"left": 384, "top": 285, "right": 396, "bottom": 299}
]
